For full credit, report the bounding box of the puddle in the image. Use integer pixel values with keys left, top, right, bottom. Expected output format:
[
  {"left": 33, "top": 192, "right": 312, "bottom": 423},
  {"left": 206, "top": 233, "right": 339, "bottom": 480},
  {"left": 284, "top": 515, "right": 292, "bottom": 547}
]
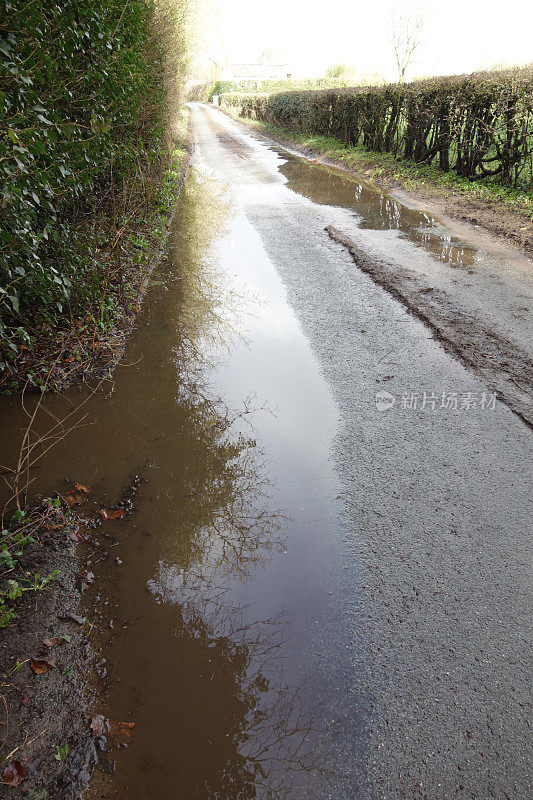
[
  {"left": 0, "top": 171, "right": 364, "bottom": 798},
  {"left": 279, "top": 157, "right": 477, "bottom": 268}
]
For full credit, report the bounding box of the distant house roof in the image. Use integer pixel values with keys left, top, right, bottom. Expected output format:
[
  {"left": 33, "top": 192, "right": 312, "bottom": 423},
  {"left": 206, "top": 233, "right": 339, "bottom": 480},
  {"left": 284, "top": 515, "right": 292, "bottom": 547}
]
[{"left": 229, "top": 63, "right": 289, "bottom": 80}]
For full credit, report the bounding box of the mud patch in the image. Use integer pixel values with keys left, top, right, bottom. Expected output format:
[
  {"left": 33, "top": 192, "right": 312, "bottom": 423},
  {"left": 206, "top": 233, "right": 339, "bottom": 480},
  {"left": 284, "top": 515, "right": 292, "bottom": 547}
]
[
  {"left": 0, "top": 511, "right": 96, "bottom": 798},
  {"left": 326, "top": 225, "right": 533, "bottom": 427}
]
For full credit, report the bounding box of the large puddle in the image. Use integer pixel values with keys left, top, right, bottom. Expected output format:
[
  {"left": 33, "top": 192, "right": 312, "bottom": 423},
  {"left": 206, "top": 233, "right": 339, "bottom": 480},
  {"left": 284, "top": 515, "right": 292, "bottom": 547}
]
[{"left": 0, "top": 171, "right": 365, "bottom": 798}]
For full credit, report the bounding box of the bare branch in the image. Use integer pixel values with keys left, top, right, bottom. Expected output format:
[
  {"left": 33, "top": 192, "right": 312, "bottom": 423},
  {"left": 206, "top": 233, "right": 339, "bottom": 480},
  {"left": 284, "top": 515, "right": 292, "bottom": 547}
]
[{"left": 390, "top": 5, "right": 425, "bottom": 82}]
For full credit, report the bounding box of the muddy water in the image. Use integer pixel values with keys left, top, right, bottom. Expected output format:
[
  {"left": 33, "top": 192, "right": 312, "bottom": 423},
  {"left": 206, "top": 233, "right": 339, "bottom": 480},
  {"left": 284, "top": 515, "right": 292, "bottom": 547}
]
[
  {"left": 0, "top": 171, "right": 364, "bottom": 798},
  {"left": 279, "top": 158, "right": 479, "bottom": 269}
]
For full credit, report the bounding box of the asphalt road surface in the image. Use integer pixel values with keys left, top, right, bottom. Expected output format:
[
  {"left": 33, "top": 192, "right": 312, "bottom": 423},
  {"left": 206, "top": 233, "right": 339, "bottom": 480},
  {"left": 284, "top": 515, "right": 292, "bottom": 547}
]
[{"left": 188, "top": 103, "right": 532, "bottom": 800}]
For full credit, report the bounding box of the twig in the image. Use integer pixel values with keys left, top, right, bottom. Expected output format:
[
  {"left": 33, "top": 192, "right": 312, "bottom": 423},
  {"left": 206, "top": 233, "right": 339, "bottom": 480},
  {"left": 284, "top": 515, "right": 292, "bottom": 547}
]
[
  {"left": 0, "top": 695, "right": 8, "bottom": 750},
  {"left": 0, "top": 727, "right": 46, "bottom": 765},
  {"left": 510, "top": 376, "right": 528, "bottom": 393},
  {"left": 378, "top": 347, "right": 395, "bottom": 363}
]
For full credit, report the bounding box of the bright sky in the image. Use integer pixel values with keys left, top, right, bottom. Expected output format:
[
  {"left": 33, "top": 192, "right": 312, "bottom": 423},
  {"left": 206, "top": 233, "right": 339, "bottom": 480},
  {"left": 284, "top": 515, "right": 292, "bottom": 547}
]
[{"left": 197, "top": 0, "right": 533, "bottom": 80}]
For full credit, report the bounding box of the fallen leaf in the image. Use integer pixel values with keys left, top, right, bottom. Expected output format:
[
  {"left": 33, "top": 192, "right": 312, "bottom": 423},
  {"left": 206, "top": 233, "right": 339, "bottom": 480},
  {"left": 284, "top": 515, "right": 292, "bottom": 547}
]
[
  {"left": 2, "top": 760, "right": 25, "bottom": 786},
  {"left": 64, "top": 493, "right": 87, "bottom": 507},
  {"left": 43, "top": 635, "right": 70, "bottom": 649},
  {"left": 90, "top": 715, "right": 135, "bottom": 745},
  {"left": 30, "top": 657, "right": 56, "bottom": 674},
  {"left": 64, "top": 484, "right": 90, "bottom": 506},
  {"left": 108, "top": 719, "right": 135, "bottom": 745},
  {"left": 89, "top": 714, "right": 107, "bottom": 736},
  {"left": 97, "top": 508, "right": 124, "bottom": 520},
  {"left": 54, "top": 743, "right": 69, "bottom": 761}
]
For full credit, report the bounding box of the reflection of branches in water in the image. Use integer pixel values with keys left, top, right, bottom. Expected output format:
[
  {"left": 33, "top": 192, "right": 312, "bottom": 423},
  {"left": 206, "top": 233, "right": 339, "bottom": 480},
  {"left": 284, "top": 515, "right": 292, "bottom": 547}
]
[
  {"left": 144, "top": 170, "right": 343, "bottom": 796},
  {"left": 192, "top": 423, "right": 284, "bottom": 578},
  {"left": 148, "top": 564, "right": 340, "bottom": 799},
  {"left": 139, "top": 170, "right": 281, "bottom": 574},
  {"left": 149, "top": 168, "right": 285, "bottom": 578},
  {"left": 138, "top": 171, "right": 347, "bottom": 797},
  {"left": 161, "top": 378, "right": 284, "bottom": 578},
  {"left": 168, "top": 169, "right": 245, "bottom": 369}
]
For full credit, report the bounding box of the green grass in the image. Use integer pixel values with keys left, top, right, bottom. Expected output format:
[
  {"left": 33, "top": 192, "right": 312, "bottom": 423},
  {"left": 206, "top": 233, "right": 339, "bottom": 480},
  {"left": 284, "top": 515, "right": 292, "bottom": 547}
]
[
  {"left": 0, "top": 504, "right": 61, "bottom": 628},
  {"left": 223, "top": 111, "right": 533, "bottom": 220}
]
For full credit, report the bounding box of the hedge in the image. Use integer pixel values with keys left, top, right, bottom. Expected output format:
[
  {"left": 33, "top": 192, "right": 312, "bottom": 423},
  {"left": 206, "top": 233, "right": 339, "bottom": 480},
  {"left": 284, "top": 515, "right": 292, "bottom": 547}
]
[
  {"left": 0, "top": 0, "right": 190, "bottom": 379},
  {"left": 209, "top": 77, "right": 369, "bottom": 99},
  {"left": 186, "top": 77, "right": 368, "bottom": 104},
  {"left": 220, "top": 68, "right": 533, "bottom": 190}
]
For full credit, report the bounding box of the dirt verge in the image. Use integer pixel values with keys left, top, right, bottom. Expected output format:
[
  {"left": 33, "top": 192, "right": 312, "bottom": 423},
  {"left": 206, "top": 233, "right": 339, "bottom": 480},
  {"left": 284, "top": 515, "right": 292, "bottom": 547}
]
[
  {"left": 326, "top": 225, "right": 533, "bottom": 428},
  {"left": 0, "top": 504, "right": 96, "bottom": 798}
]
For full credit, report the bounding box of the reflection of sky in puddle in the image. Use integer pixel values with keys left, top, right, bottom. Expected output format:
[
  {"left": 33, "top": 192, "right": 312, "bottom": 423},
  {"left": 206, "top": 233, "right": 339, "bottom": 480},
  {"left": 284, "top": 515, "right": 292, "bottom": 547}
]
[{"left": 279, "top": 156, "right": 477, "bottom": 269}]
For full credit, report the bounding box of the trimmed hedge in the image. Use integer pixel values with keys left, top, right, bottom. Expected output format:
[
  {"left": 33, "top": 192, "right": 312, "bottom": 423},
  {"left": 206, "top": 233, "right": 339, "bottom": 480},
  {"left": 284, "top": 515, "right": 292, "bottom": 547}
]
[
  {"left": 220, "top": 68, "right": 533, "bottom": 190},
  {"left": 209, "top": 77, "right": 368, "bottom": 99},
  {"left": 186, "top": 78, "right": 368, "bottom": 104}
]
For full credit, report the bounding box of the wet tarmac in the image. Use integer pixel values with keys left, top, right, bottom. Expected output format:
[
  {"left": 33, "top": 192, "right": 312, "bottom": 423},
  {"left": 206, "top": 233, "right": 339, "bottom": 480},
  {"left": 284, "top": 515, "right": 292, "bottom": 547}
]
[{"left": 0, "top": 103, "right": 531, "bottom": 799}]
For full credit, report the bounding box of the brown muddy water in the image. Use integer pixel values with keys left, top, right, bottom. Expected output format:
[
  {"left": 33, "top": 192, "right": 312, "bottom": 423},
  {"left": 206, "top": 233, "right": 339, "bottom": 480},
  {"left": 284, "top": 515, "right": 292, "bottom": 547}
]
[
  {"left": 279, "top": 158, "right": 478, "bottom": 269},
  {"left": 0, "top": 171, "right": 364, "bottom": 799}
]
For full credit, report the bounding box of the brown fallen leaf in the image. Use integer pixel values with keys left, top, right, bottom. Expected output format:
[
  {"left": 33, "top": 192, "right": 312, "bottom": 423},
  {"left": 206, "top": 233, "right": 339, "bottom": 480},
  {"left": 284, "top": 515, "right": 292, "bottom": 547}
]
[
  {"left": 89, "top": 715, "right": 135, "bottom": 746},
  {"left": 43, "top": 636, "right": 70, "bottom": 649},
  {"left": 2, "top": 760, "right": 25, "bottom": 786},
  {"left": 109, "top": 719, "right": 135, "bottom": 745},
  {"left": 98, "top": 508, "right": 124, "bottom": 520},
  {"left": 30, "top": 657, "right": 56, "bottom": 674},
  {"left": 64, "top": 484, "right": 90, "bottom": 507}
]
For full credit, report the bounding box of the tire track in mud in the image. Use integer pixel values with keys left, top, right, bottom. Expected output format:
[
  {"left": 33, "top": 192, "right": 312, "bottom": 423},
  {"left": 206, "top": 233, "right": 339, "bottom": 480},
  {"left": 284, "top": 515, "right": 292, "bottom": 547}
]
[{"left": 326, "top": 224, "right": 533, "bottom": 428}]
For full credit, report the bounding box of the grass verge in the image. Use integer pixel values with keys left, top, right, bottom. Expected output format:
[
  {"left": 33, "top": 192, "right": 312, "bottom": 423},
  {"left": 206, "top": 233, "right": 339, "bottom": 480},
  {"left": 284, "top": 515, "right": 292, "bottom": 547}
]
[{"left": 220, "top": 108, "right": 533, "bottom": 253}]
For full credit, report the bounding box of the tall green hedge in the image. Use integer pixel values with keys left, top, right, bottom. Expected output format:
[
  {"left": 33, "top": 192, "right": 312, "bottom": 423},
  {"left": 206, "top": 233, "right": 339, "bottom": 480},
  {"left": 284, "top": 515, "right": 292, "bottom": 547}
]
[
  {"left": 220, "top": 68, "right": 533, "bottom": 190},
  {"left": 0, "top": 0, "right": 188, "bottom": 377}
]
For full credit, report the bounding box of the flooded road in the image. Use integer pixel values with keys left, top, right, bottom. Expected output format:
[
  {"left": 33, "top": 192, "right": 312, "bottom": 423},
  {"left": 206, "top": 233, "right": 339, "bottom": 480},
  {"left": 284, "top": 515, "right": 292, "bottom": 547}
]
[{"left": 1, "top": 104, "right": 532, "bottom": 799}]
